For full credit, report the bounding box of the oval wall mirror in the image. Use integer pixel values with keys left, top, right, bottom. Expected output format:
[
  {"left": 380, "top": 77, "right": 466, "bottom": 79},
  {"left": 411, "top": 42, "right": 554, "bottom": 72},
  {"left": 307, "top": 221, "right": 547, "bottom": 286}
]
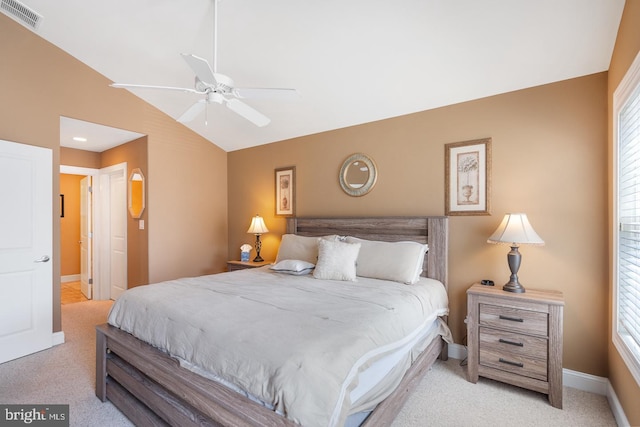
[
  {"left": 128, "top": 168, "right": 145, "bottom": 218},
  {"left": 339, "top": 153, "right": 378, "bottom": 196}
]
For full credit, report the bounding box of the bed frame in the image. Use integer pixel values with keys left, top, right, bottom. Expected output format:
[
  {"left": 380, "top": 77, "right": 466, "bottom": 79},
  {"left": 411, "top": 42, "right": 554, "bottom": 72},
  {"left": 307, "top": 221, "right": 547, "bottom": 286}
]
[{"left": 96, "top": 216, "right": 449, "bottom": 427}]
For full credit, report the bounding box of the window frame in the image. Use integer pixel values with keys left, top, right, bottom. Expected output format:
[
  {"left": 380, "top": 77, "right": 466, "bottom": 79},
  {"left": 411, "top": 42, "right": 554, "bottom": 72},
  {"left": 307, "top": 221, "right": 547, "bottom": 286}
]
[{"left": 613, "top": 48, "right": 640, "bottom": 388}]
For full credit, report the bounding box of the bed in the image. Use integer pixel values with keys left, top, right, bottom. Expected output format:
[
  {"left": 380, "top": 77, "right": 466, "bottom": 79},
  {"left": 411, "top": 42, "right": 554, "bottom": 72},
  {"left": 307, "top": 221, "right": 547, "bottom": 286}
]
[{"left": 96, "top": 216, "right": 450, "bottom": 426}]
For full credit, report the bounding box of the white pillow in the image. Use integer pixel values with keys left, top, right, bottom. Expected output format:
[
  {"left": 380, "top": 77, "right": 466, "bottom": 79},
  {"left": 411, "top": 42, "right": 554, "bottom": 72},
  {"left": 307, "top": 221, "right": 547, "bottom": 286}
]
[
  {"left": 313, "top": 239, "right": 361, "bottom": 282},
  {"left": 270, "top": 259, "right": 315, "bottom": 276},
  {"left": 275, "top": 234, "right": 337, "bottom": 264},
  {"left": 345, "top": 237, "right": 428, "bottom": 284}
]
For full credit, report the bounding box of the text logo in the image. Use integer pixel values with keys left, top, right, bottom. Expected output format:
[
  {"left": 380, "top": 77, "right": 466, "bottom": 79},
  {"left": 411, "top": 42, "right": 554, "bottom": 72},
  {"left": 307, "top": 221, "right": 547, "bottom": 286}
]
[{"left": 0, "top": 405, "right": 68, "bottom": 426}]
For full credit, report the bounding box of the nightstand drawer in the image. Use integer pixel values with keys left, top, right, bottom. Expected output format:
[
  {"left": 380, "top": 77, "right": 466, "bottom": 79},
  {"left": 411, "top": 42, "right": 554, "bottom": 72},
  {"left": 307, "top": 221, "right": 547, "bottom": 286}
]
[
  {"left": 479, "top": 327, "right": 548, "bottom": 360},
  {"left": 480, "top": 347, "right": 548, "bottom": 381},
  {"left": 480, "top": 303, "right": 548, "bottom": 336}
]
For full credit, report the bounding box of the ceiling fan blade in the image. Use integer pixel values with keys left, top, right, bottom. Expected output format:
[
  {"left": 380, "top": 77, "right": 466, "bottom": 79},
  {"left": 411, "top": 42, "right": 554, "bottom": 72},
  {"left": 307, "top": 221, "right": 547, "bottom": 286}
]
[
  {"left": 181, "top": 53, "right": 217, "bottom": 85},
  {"left": 111, "top": 83, "right": 203, "bottom": 94},
  {"left": 178, "top": 100, "right": 206, "bottom": 123},
  {"left": 233, "top": 87, "right": 299, "bottom": 100},
  {"left": 226, "top": 98, "right": 271, "bottom": 127}
]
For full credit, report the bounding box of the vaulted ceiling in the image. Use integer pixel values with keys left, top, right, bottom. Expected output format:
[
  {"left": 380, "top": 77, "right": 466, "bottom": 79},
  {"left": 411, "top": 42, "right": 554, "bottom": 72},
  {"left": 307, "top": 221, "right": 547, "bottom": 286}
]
[{"left": 9, "top": 0, "right": 625, "bottom": 152}]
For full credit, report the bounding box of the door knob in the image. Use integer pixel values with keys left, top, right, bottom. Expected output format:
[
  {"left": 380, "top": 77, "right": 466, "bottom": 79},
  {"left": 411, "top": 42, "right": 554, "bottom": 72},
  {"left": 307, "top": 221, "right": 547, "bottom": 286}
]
[{"left": 35, "top": 255, "right": 50, "bottom": 263}]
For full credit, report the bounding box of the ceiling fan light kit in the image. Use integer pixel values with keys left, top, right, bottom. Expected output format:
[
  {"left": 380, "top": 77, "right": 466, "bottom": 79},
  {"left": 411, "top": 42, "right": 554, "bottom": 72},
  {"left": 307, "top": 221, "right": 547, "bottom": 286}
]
[{"left": 110, "top": 0, "right": 297, "bottom": 127}]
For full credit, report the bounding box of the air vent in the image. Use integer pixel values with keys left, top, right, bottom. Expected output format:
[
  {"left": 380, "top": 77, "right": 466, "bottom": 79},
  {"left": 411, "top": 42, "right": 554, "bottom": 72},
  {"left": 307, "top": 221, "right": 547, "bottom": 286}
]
[{"left": 1, "top": 0, "right": 42, "bottom": 31}]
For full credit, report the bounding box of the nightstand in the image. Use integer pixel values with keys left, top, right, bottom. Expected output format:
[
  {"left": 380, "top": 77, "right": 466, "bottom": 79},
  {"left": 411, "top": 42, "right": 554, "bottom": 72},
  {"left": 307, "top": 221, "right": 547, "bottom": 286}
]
[
  {"left": 227, "top": 260, "right": 272, "bottom": 272},
  {"left": 466, "top": 283, "right": 564, "bottom": 408}
]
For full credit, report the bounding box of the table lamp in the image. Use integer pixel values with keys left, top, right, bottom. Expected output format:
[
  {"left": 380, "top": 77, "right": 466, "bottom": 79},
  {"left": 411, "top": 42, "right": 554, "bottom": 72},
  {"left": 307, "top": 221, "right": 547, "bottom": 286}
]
[
  {"left": 247, "top": 215, "right": 269, "bottom": 262},
  {"left": 487, "top": 213, "right": 544, "bottom": 293}
]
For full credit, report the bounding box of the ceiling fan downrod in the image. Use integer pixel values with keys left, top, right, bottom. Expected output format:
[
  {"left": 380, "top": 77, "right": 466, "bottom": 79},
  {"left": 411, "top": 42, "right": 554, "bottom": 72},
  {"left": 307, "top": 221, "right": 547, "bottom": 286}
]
[{"left": 213, "top": 0, "right": 219, "bottom": 74}]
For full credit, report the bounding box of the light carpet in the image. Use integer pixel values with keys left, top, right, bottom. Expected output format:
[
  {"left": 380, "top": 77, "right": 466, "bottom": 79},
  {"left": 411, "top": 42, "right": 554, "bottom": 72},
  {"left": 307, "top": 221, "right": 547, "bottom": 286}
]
[{"left": 0, "top": 300, "right": 617, "bottom": 427}]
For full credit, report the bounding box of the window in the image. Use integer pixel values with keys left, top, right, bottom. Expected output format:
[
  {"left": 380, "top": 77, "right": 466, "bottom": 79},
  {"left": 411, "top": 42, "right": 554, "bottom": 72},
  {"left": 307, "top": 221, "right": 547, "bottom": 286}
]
[{"left": 614, "top": 50, "right": 640, "bottom": 387}]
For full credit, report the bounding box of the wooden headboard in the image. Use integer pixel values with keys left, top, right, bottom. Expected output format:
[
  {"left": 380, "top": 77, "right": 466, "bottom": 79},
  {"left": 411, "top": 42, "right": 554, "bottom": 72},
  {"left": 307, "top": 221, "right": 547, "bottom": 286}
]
[{"left": 286, "top": 216, "right": 449, "bottom": 289}]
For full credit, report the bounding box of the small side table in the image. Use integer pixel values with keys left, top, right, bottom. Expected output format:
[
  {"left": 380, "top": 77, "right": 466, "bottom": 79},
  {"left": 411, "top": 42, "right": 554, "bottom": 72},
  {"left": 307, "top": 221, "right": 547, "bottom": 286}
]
[
  {"left": 466, "top": 283, "right": 564, "bottom": 408},
  {"left": 227, "top": 260, "right": 272, "bottom": 272}
]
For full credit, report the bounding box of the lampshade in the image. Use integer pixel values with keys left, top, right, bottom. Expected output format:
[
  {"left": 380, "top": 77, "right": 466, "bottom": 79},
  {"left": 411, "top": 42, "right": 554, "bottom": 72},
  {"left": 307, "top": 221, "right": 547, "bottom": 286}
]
[
  {"left": 487, "top": 213, "right": 544, "bottom": 246},
  {"left": 487, "top": 213, "right": 543, "bottom": 293},
  {"left": 247, "top": 215, "right": 269, "bottom": 235}
]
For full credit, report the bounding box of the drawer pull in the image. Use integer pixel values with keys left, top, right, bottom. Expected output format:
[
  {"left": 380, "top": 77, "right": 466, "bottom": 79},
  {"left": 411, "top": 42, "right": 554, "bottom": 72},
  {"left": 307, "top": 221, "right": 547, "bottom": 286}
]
[
  {"left": 499, "top": 358, "right": 524, "bottom": 368},
  {"left": 499, "top": 338, "right": 524, "bottom": 347},
  {"left": 499, "top": 315, "right": 524, "bottom": 322}
]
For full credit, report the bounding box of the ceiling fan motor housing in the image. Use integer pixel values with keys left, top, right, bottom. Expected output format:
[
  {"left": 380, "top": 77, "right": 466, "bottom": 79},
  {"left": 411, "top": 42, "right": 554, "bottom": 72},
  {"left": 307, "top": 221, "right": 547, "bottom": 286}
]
[{"left": 206, "top": 92, "right": 225, "bottom": 104}]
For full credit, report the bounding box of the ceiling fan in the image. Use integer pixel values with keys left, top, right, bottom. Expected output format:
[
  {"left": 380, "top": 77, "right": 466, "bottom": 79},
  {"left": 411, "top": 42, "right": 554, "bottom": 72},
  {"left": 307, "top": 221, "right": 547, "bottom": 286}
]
[{"left": 111, "top": 1, "right": 298, "bottom": 127}]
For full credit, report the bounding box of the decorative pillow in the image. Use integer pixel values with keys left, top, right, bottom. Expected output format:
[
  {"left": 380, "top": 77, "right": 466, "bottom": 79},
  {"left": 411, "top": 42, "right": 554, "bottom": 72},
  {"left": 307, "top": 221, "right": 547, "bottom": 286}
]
[
  {"left": 345, "top": 237, "right": 428, "bottom": 284},
  {"left": 275, "top": 234, "right": 337, "bottom": 264},
  {"left": 270, "top": 259, "right": 315, "bottom": 276},
  {"left": 313, "top": 239, "right": 361, "bottom": 281}
]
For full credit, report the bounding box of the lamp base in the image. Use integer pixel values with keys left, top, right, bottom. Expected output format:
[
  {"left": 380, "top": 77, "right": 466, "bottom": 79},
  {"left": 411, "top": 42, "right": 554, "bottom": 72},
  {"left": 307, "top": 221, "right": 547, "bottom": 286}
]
[
  {"left": 503, "top": 245, "right": 526, "bottom": 293},
  {"left": 503, "top": 280, "right": 526, "bottom": 293},
  {"left": 253, "top": 234, "right": 263, "bottom": 263}
]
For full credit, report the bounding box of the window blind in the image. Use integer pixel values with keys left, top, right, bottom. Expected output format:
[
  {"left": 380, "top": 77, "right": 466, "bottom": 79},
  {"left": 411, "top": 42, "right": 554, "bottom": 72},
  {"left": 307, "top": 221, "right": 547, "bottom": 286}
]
[{"left": 618, "top": 81, "right": 640, "bottom": 356}]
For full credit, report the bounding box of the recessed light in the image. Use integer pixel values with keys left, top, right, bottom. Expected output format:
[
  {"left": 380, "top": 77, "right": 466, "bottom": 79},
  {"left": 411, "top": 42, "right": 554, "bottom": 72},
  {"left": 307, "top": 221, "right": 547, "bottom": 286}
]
[{"left": 73, "top": 137, "right": 87, "bottom": 142}]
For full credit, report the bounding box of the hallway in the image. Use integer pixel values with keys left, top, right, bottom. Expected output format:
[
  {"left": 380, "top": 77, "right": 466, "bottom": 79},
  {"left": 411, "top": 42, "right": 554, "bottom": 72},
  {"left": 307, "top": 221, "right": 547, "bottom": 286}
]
[{"left": 61, "top": 281, "right": 88, "bottom": 305}]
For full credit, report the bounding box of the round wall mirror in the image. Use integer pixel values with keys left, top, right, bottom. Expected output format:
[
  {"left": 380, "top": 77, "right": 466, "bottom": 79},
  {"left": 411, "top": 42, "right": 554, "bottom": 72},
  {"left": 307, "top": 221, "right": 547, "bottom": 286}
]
[{"left": 339, "top": 153, "right": 378, "bottom": 196}]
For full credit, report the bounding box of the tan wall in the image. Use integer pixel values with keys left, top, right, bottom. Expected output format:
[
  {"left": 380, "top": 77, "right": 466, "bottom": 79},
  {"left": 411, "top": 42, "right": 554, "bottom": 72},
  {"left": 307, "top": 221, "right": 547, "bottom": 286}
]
[
  {"left": 60, "top": 147, "right": 101, "bottom": 169},
  {"left": 229, "top": 73, "right": 609, "bottom": 377},
  {"left": 59, "top": 174, "right": 83, "bottom": 276},
  {"left": 607, "top": 2, "right": 640, "bottom": 425},
  {"left": 0, "top": 13, "right": 228, "bottom": 332}
]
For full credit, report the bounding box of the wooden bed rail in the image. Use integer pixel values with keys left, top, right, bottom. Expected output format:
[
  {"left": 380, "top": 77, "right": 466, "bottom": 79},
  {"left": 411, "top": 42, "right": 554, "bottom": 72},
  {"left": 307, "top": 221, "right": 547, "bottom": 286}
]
[
  {"left": 96, "top": 324, "right": 296, "bottom": 427},
  {"left": 97, "top": 324, "right": 446, "bottom": 427}
]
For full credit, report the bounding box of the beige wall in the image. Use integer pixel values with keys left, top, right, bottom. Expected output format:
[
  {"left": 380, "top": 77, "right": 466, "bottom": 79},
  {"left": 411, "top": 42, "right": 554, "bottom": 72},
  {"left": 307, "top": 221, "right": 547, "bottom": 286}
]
[
  {"left": 608, "top": 1, "right": 640, "bottom": 425},
  {"left": 229, "top": 73, "right": 609, "bottom": 378},
  {"left": 0, "top": 13, "right": 229, "bottom": 332},
  {"left": 60, "top": 146, "right": 101, "bottom": 169}
]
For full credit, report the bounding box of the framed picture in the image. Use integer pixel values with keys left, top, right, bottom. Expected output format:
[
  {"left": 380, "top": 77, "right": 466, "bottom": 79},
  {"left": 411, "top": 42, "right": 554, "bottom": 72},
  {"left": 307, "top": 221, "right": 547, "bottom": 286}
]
[
  {"left": 445, "top": 138, "right": 491, "bottom": 216},
  {"left": 275, "top": 166, "right": 295, "bottom": 217}
]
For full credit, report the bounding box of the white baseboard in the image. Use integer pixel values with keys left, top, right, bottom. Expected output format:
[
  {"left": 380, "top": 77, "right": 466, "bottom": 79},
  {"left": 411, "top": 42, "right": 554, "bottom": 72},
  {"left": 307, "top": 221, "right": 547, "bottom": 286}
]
[
  {"left": 52, "top": 331, "right": 65, "bottom": 346},
  {"left": 607, "top": 381, "right": 631, "bottom": 427},
  {"left": 61, "top": 275, "right": 80, "bottom": 283},
  {"left": 563, "top": 368, "right": 609, "bottom": 395},
  {"left": 447, "top": 342, "right": 467, "bottom": 361},
  {"left": 447, "top": 343, "right": 629, "bottom": 425}
]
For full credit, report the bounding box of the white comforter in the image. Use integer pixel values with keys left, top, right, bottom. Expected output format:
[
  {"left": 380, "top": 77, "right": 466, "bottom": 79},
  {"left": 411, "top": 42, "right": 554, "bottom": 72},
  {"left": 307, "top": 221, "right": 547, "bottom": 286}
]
[{"left": 108, "top": 267, "right": 450, "bottom": 427}]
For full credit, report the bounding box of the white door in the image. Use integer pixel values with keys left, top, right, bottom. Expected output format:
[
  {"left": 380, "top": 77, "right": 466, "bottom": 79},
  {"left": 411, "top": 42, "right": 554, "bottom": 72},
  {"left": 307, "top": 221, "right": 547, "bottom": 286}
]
[
  {"left": 0, "top": 140, "right": 52, "bottom": 364},
  {"left": 99, "top": 163, "right": 127, "bottom": 300},
  {"left": 80, "top": 176, "right": 92, "bottom": 299}
]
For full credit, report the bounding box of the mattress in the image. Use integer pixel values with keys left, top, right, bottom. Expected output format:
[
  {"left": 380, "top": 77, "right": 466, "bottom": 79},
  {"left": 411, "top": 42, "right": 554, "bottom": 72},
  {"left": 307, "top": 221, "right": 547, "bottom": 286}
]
[{"left": 108, "top": 267, "right": 451, "bottom": 427}]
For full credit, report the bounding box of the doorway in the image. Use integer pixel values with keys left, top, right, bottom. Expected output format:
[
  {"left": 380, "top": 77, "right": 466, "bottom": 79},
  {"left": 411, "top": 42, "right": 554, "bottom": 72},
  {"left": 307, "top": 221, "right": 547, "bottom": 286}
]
[
  {"left": 60, "top": 163, "right": 128, "bottom": 302},
  {"left": 60, "top": 172, "right": 90, "bottom": 303},
  {"left": 59, "top": 116, "right": 148, "bottom": 301}
]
